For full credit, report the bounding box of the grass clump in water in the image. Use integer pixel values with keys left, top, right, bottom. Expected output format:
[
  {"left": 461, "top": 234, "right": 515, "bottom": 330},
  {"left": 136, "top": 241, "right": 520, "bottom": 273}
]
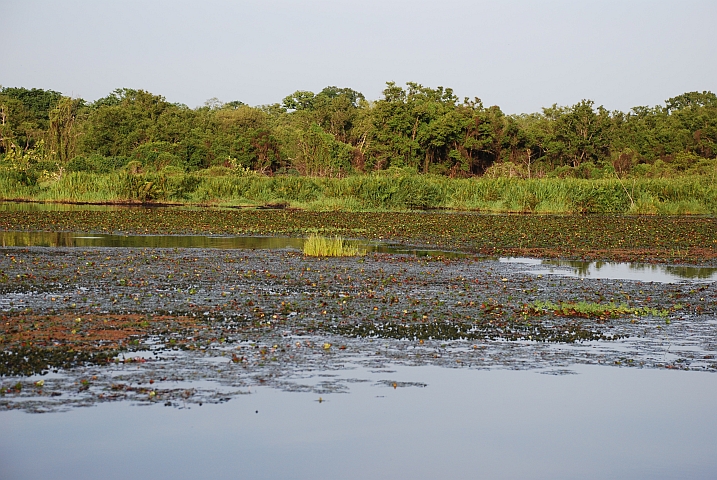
[{"left": 303, "top": 234, "right": 362, "bottom": 257}]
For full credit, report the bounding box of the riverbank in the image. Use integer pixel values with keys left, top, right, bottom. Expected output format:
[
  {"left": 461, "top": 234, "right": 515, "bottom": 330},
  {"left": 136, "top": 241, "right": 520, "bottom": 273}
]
[{"left": 2, "top": 172, "right": 716, "bottom": 214}]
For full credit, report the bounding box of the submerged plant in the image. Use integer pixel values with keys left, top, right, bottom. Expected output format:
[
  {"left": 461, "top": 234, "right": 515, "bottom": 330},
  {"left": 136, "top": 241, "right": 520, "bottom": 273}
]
[{"left": 302, "top": 234, "right": 362, "bottom": 257}]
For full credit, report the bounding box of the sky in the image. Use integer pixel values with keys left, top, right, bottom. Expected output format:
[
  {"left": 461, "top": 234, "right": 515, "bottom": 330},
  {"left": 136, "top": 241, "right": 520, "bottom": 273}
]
[{"left": 2, "top": 0, "right": 716, "bottom": 114}]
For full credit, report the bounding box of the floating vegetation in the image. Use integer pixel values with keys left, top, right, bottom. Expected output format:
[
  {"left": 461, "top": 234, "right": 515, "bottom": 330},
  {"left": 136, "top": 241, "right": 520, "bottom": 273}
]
[
  {"left": 303, "top": 234, "right": 362, "bottom": 257},
  {"left": 0, "top": 222, "right": 715, "bottom": 413},
  {"left": 1, "top": 208, "right": 714, "bottom": 263},
  {"left": 0, "top": 346, "right": 117, "bottom": 377},
  {"left": 525, "top": 301, "right": 668, "bottom": 319},
  {"left": 331, "top": 320, "right": 624, "bottom": 343}
]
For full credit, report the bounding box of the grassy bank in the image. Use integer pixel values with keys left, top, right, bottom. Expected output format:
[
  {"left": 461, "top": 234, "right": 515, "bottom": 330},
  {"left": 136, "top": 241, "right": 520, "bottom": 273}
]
[{"left": 0, "top": 170, "right": 715, "bottom": 214}]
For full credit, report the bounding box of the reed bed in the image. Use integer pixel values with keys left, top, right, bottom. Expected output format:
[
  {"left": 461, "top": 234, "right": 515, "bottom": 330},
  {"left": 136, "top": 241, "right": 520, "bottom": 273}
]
[
  {"left": 1, "top": 170, "right": 715, "bottom": 214},
  {"left": 302, "top": 234, "right": 362, "bottom": 257}
]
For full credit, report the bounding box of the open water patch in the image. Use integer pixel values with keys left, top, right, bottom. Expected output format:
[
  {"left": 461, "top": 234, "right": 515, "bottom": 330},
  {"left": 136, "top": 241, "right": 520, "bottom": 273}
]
[
  {"left": 0, "top": 230, "right": 469, "bottom": 258},
  {"left": 2, "top": 364, "right": 717, "bottom": 479},
  {"left": 501, "top": 257, "right": 717, "bottom": 283}
]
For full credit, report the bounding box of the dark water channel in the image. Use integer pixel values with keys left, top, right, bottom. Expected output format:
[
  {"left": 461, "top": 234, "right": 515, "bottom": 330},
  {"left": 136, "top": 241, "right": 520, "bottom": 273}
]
[
  {"left": 1, "top": 227, "right": 716, "bottom": 478},
  {"left": 2, "top": 230, "right": 716, "bottom": 282},
  {"left": 0, "top": 230, "right": 470, "bottom": 258}
]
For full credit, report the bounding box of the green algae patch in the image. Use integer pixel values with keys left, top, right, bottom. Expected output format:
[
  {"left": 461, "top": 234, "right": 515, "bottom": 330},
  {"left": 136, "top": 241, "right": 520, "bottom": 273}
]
[{"left": 525, "top": 301, "right": 668, "bottom": 320}]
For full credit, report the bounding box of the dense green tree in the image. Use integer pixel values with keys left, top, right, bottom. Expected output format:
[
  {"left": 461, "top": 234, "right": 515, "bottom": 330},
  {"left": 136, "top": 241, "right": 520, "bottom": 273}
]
[
  {"left": 0, "top": 87, "right": 63, "bottom": 126},
  {"left": 666, "top": 92, "right": 717, "bottom": 159},
  {"left": 212, "top": 105, "right": 282, "bottom": 172},
  {"left": 541, "top": 100, "right": 611, "bottom": 168},
  {"left": 0, "top": 87, "right": 63, "bottom": 152},
  {"left": 80, "top": 89, "right": 174, "bottom": 157},
  {"left": 456, "top": 99, "right": 509, "bottom": 175},
  {"left": 48, "top": 97, "right": 83, "bottom": 162},
  {"left": 278, "top": 86, "right": 365, "bottom": 175},
  {"left": 3, "top": 82, "right": 715, "bottom": 179},
  {"left": 365, "top": 82, "right": 465, "bottom": 172},
  {"left": 665, "top": 91, "right": 717, "bottom": 112}
]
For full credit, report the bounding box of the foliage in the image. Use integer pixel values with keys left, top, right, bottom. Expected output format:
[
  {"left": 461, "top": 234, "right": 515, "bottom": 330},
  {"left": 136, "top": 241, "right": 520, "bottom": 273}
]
[
  {"left": 1, "top": 165, "right": 715, "bottom": 214},
  {"left": 302, "top": 234, "right": 362, "bottom": 256},
  {"left": 1, "top": 83, "right": 716, "bottom": 188},
  {"left": 0, "top": 87, "right": 63, "bottom": 153}
]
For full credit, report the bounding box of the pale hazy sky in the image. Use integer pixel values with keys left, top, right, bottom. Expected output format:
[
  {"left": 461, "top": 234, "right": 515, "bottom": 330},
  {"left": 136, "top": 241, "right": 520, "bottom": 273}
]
[{"left": 2, "top": 0, "right": 716, "bottom": 113}]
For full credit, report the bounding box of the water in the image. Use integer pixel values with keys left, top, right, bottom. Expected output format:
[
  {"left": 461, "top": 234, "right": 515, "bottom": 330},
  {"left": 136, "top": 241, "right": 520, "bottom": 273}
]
[
  {"left": 0, "top": 230, "right": 469, "bottom": 258},
  {"left": 501, "top": 257, "right": 717, "bottom": 283},
  {"left": 1, "top": 230, "right": 712, "bottom": 282},
  {"left": 1, "top": 363, "right": 715, "bottom": 480},
  {"left": 544, "top": 259, "right": 717, "bottom": 282},
  {"left": 1, "top": 220, "right": 716, "bottom": 478},
  {"left": 0, "top": 231, "right": 309, "bottom": 250}
]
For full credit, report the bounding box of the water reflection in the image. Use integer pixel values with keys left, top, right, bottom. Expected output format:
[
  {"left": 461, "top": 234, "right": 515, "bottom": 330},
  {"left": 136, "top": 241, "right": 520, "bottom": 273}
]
[
  {"left": 2, "top": 231, "right": 713, "bottom": 281},
  {"left": 1, "top": 364, "right": 716, "bottom": 480},
  {"left": 544, "top": 259, "right": 717, "bottom": 282},
  {"left": 664, "top": 265, "right": 717, "bottom": 279},
  {"left": 0, "top": 231, "right": 468, "bottom": 258},
  {"left": 0, "top": 231, "right": 307, "bottom": 249},
  {"left": 501, "top": 257, "right": 717, "bottom": 282}
]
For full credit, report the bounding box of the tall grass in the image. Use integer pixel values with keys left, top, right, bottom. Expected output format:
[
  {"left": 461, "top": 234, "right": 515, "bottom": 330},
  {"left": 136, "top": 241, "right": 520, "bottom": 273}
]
[
  {"left": 0, "top": 169, "right": 715, "bottom": 214},
  {"left": 303, "top": 234, "right": 362, "bottom": 257}
]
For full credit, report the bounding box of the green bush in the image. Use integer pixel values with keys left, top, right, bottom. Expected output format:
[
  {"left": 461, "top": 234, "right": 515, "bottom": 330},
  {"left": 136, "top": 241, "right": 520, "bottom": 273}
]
[
  {"left": 67, "top": 154, "right": 130, "bottom": 174},
  {"left": 131, "top": 142, "right": 185, "bottom": 171}
]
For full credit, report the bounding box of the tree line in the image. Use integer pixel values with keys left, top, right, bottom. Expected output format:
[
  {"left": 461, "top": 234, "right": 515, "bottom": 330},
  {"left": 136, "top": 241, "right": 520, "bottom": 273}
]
[{"left": 1, "top": 83, "right": 716, "bottom": 179}]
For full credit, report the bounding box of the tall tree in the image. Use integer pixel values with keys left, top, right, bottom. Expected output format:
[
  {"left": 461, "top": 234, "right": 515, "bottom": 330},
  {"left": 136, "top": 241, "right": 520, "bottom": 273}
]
[
  {"left": 48, "top": 97, "right": 83, "bottom": 162},
  {"left": 0, "top": 87, "right": 63, "bottom": 152}
]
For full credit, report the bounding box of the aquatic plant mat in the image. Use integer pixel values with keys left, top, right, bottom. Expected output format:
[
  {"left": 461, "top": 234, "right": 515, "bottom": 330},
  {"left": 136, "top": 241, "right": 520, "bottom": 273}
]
[
  {"left": 1, "top": 209, "right": 716, "bottom": 263},
  {"left": 1, "top": 245, "right": 715, "bottom": 413}
]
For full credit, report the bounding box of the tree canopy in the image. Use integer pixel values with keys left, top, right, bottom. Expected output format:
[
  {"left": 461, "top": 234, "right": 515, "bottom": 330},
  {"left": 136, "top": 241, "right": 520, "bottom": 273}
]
[{"left": 1, "top": 83, "right": 716, "bottom": 178}]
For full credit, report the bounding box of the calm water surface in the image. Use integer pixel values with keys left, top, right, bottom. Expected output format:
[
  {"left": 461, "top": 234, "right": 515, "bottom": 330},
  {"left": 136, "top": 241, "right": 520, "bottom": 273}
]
[
  {"left": 1, "top": 364, "right": 715, "bottom": 480},
  {"left": 2, "top": 205, "right": 715, "bottom": 479},
  {"left": 501, "top": 257, "right": 717, "bottom": 283},
  {"left": 0, "top": 231, "right": 470, "bottom": 258},
  {"left": 2, "top": 230, "right": 715, "bottom": 282}
]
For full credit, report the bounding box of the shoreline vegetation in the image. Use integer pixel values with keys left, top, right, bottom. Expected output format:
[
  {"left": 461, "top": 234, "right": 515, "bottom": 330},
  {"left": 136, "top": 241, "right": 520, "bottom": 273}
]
[
  {"left": 0, "top": 172, "right": 715, "bottom": 214},
  {"left": 1, "top": 83, "right": 716, "bottom": 214}
]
